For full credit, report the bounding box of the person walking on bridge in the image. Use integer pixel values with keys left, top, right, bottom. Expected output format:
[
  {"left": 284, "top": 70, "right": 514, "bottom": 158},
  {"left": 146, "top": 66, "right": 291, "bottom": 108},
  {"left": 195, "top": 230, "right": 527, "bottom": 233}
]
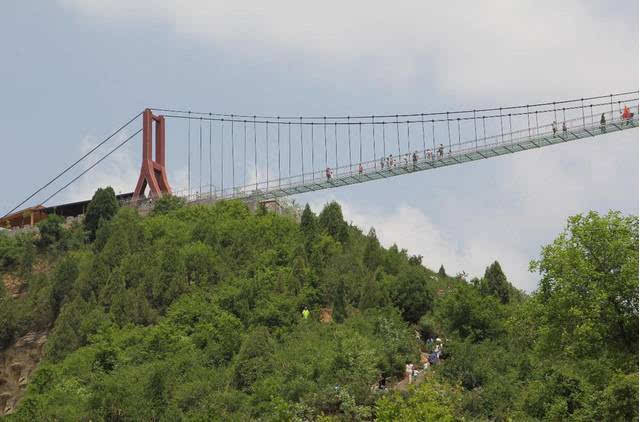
[
  {"left": 622, "top": 105, "right": 634, "bottom": 126},
  {"left": 600, "top": 113, "right": 606, "bottom": 133}
]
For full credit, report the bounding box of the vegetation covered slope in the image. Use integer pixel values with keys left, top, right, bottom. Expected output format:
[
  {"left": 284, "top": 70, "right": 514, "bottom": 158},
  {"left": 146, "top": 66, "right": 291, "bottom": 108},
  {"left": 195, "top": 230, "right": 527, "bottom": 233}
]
[{"left": 0, "top": 189, "right": 637, "bottom": 421}]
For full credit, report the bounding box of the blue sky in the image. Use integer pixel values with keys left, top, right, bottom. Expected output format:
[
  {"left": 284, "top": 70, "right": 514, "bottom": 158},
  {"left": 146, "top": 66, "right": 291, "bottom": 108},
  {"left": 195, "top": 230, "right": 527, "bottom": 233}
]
[{"left": 1, "top": 1, "right": 638, "bottom": 291}]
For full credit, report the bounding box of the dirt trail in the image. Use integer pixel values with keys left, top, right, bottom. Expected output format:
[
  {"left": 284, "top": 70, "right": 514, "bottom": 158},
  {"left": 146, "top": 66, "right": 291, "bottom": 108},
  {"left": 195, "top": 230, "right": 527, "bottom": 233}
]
[{"left": 392, "top": 352, "right": 430, "bottom": 392}]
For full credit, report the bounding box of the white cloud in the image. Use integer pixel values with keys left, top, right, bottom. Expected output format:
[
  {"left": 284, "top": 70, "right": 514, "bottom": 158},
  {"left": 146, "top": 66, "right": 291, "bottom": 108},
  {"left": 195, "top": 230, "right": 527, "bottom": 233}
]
[
  {"left": 58, "top": 131, "right": 140, "bottom": 203},
  {"left": 59, "top": 0, "right": 637, "bottom": 101}
]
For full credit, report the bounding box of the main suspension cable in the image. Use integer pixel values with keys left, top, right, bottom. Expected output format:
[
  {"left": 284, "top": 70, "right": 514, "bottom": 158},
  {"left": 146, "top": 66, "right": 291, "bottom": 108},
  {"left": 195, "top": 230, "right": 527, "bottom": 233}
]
[
  {"left": 2, "top": 111, "right": 142, "bottom": 219},
  {"left": 41, "top": 128, "right": 142, "bottom": 206},
  {"left": 150, "top": 90, "right": 638, "bottom": 121}
]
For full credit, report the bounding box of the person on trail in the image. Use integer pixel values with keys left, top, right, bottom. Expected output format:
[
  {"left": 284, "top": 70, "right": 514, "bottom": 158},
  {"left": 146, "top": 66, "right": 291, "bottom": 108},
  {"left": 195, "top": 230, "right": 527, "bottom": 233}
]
[
  {"left": 389, "top": 154, "right": 394, "bottom": 167},
  {"left": 358, "top": 163, "right": 363, "bottom": 174},
  {"left": 412, "top": 151, "right": 418, "bottom": 168},
  {"left": 405, "top": 363, "right": 414, "bottom": 384},
  {"left": 426, "top": 149, "right": 432, "bottom": 160},
  {"left": 428, "top": 353, "right": 438, "bottom": 365},
  {"left": 380, "top": 158, "right": 385, "bottom": 169},
  {"left": 552, "top": 121, "right": 558, "bottom": 135},
  {"left": 437, "top": 144, "right": 444, "bottom": 158},
  {"left": 562, "top": 122, "right": 567, "bottom": 133},
  {"left": 600, "top": 113, "right": 606, "bottom": 132},
  {"left": 302, "top": 307, "right": 310, "bottom": 319},
  {"left": 325, "top": 167, "right": 332, "bottom": 181}
]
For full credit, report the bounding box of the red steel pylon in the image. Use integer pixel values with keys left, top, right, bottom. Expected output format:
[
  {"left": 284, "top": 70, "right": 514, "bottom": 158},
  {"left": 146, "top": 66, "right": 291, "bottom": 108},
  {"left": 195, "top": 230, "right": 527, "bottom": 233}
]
[{"left": 133, "top": 109, "right": 171, "bottom": 200}]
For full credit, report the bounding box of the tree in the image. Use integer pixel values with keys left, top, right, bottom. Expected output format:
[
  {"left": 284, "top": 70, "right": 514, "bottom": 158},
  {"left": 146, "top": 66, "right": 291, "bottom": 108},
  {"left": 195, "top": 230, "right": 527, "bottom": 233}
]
[
  {"left": 300, "top": 204, "right": 317, "bottom": 255},
  {"left": 363, "top": 228, "right": 383, "bottom": 271},
  {"left": 359, "top": 271, "right": 389, "bottom": 310},
  {"left": 393, "top": 267, "right": 433, "bottom": 323},
  {"left": 332, "top": 278, "right": 347, "bottom": 323},
  {"left": 408, "top": 254, "right": 423, "bottom": 266},
  {"left": 37, "top": 214, "right": 65, "bottom": 248},
  {"left": 436, "top": 283, "right": 504, "bottom": 342},
  {"left": 300, "top": 204, "right": 317, "bottom": 238},
  {"left": 479, "top": 261, "right": 510, "bottom": 304},
  {"left": 530, "top": 211, "right": 638, "bottom": 357},
  {"left": 231, "top": 326, "right": 275, "bottom": 391},
  {"left": 318, "top": 201, "right": 348, "bottom": 244},
  {"left": 50, "top": 255, "right": 80, "bottom": 316},
  {"left": 85, "top": 187, "right": 118, "bottom": 241}
]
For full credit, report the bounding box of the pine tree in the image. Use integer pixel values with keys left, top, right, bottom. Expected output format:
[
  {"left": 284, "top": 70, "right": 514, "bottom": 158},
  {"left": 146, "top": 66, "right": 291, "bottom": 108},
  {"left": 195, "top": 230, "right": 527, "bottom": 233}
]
[
  {"left": 480, "top": 261, "right": 510, "bottom": 304},
  {"left": 300, "top": 204, "right": 317, "bottom": 238},
  {"left": 300, "top": 204, "right": 317, "bottom": 256},
  {"left": 84, "top": 187, "right": 118, "bottom": 241},
  {"left": 332, "top": 278, "right": 347, "bottom": 323},
  {"left": 318, "top": 201, "right": 348, "bottom": 244},
  {"left": 363, "top": 228, "right": 383, "bottom": 271}
]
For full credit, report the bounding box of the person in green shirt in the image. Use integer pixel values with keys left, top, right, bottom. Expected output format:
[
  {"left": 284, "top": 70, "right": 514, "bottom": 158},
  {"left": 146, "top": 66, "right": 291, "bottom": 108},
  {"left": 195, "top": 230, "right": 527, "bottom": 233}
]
[{"left": 302, "top": 307, "right": 310, "bottom": 320}]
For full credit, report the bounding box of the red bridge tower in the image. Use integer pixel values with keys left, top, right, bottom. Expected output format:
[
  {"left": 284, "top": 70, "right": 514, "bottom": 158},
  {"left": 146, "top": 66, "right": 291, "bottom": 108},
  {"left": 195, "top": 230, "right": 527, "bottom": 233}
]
[{"left": 133, "top": 109, "right": 172, "bottom": 201}]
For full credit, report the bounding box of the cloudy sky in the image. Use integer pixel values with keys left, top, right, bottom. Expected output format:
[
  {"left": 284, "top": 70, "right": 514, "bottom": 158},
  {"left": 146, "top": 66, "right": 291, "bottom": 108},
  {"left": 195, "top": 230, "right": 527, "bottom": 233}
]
[{"left": 1, "top": 1, "right": 638, "bottom": 291}]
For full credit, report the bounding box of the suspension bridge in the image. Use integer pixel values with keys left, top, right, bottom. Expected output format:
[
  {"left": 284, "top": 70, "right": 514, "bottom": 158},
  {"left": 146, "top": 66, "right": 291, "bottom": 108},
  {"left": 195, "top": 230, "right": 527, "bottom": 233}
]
[{"left": 1, "top": 91, "right": 638, "bottom": 226}]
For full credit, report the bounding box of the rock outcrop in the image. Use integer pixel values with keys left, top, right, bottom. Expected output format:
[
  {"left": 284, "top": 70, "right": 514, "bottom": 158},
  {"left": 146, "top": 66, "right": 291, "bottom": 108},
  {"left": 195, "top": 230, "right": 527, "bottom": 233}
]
[{"left": 0, "top": 330, "right": 48, "bottom": 416}]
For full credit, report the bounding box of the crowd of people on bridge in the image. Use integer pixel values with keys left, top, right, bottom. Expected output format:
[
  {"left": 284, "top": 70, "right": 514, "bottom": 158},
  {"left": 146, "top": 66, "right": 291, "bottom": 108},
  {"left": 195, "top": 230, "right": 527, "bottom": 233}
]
[
  {"left": 324, "top": 143, "right": 453, "bottom": 182},
  {"left": 320, "top": 105, "right": 637, "bottom": 186},
  {"left": 551, "top": 105, "right": 635, "bottom": 137}
]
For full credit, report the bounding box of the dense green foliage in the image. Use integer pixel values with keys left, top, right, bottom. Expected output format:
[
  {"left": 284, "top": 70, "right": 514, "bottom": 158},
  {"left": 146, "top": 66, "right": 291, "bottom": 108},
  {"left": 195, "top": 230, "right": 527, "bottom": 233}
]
[
  {"left": 150, "top": 194, "right": 187, "bottom": 216},
  {"left": 423, "top": 210, "right": 639, "bottom": 421},
  {"left": 0, "top": 193, "right": 637, "bottom": 421}
]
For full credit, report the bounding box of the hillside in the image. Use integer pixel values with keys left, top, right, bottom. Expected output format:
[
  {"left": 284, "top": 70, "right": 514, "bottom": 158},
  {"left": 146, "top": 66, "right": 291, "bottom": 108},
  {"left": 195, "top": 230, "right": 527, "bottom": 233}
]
[{"left": 0, "top": 189, "right": 637, "bottom": 421}]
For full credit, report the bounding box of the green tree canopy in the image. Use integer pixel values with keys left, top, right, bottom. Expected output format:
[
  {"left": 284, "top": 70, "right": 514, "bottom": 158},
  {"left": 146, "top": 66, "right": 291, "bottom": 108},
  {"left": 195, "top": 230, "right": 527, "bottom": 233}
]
[
  {"left": 37, "top": 215, "right": 65, "bottom": 249},
  {"left": 363, "top": 228, "right": 383, "bottom": 271},
  {"left": 300, "top": 204, "right": 317, "bottom": 238},
  {"left": 393, "top": 266, "right": 433, "bottom": 324},
  {"left": 318, "top": 201, "right": 349, "bottom": 244},
  {"left": 479, "top": 261, "right": 510, "bottom": 304},
  {"left": 529, "top": 210, "right": 638, "bottom": 357},
  {"left": 84, "top": 187, "right": 118, "bottom": 241}
]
